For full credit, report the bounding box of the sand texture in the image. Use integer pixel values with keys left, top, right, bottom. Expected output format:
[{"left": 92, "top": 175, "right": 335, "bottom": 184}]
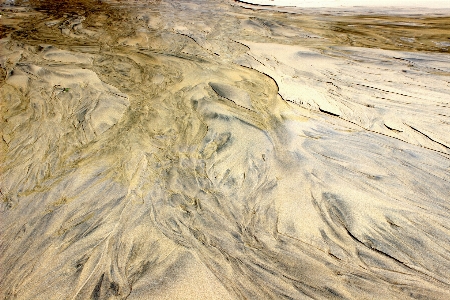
[{"left": 1, "top": 0, "right": 450, "bottom": 299}]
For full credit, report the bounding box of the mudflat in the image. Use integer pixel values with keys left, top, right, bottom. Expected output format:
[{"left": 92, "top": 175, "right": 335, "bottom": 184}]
[{"left": 1, "top": 0, "right": 449, "bottom": 299}]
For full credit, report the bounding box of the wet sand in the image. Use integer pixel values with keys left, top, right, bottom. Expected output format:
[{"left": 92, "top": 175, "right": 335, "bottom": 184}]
[{"left": 1, "top": 0, "right": 450, "bottom": 299}]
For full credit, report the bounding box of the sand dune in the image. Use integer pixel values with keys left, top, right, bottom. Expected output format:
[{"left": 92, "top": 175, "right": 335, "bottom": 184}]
[{"left": 1, "top": 0, "right": 449, "bottom": 299}]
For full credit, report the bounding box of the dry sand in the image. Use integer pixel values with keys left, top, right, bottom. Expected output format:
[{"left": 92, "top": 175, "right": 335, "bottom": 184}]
[
  {"left": 1, "top": 0, "right": 450, "bottom": 299},
  {"left": 239, "top": 0, "right": 450, "bottom": 8}
]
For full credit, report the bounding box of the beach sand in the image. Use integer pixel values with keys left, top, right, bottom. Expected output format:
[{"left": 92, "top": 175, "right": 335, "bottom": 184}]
[
  {"left": 1, "top": 0, "right": 449, "bottom": 299},
  {"left": 238, "top": 0, "right": 450, "bottom": 8}
]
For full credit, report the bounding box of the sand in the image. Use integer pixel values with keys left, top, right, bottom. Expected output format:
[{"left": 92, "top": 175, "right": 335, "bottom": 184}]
[
  {"left": 1, "top": 0, "right": 450, "bottom": 299},
  {"left": 239, "top": 0, "right": 450, "bottom": 8}
]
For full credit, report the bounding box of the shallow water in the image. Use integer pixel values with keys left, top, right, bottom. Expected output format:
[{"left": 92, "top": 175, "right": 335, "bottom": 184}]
[{"left": 1, "top": 0, "right": 450, "bottom": 299}]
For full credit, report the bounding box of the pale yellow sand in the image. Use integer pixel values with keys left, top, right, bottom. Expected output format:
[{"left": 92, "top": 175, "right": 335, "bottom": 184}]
[{"left": 1, "top": 0, "right": 449, "bottom": 299}]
